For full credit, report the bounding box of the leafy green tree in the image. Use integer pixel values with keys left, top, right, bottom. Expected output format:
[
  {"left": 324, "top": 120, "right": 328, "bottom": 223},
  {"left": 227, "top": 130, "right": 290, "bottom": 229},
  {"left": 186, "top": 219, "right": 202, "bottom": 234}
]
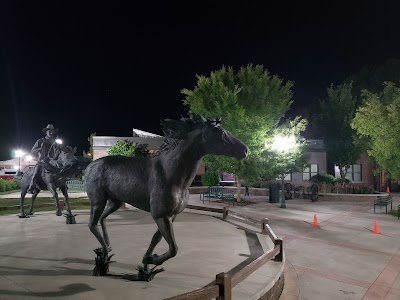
[
  {"left": 318, "top": 82, "right": 361, "bottom": 178},
  {"left": 351, "top": 82, "right": 400, "bottom": 178},
  {"left": 108, "top": 140, "right": 150, "bottom": 157},
  {"left": 182, "top": 64, "right": 301, "bottom": 197},
  {"left": 201, "top": 170, "right": 220, "bottom": 187},
  {"left": 263, "top": 117, "right": 310, "bottom": 180}
]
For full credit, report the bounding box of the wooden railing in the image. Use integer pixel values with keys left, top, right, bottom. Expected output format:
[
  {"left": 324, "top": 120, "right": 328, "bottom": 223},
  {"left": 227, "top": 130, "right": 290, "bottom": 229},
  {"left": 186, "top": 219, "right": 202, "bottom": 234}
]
[{"left": 166, "top": 206, "right": 283, "bottom": 300}]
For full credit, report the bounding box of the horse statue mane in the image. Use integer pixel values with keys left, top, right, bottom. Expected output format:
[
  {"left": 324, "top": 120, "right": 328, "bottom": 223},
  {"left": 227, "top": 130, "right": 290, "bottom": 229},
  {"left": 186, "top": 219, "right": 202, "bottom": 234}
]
[{"left": 158, "top": 114, "right": 222, "bottom": 154}]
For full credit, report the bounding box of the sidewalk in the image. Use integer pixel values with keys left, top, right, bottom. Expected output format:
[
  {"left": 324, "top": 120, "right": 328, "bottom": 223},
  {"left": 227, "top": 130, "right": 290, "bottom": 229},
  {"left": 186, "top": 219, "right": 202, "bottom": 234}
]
[
  {"left": 1, "top": 191, "right": 400, "bottom": 299},
  {"left": 191, "top": 194, "right": 400, "bottom": 300}
]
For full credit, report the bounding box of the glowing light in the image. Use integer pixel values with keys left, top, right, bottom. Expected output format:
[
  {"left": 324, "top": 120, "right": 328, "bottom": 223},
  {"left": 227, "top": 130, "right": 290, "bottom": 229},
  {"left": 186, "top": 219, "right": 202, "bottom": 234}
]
[
  {"left": 15, "top": 150, "right": 25, "bottom": 158},
  {"left": 272, "top": 135, "right": 296, "bottom": 152},
  {"left": 25, "top": 155, "right": 32, "bottom": 161},
  {"left": 56, "top": 139, "right": 63, "bottom": 144}
]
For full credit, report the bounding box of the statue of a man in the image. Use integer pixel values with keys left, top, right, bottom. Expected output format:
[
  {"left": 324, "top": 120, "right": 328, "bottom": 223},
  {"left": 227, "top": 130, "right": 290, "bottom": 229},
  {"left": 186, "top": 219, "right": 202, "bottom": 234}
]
[{"left": 27, "top": 124, "right": 58, "bottom": 194}]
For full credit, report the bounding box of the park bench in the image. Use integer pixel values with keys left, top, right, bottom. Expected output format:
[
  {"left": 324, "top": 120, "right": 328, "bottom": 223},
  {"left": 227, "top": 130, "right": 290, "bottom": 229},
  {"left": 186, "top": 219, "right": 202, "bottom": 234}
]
[
  {"left": 373, "top": 195, "right": 393, "bottom": 214},
  {"left": 200, "top": 186, "right": 236, "bottom": 205},
  {"left": 66, "top": 180, "right": 85, "bottom": 190}
]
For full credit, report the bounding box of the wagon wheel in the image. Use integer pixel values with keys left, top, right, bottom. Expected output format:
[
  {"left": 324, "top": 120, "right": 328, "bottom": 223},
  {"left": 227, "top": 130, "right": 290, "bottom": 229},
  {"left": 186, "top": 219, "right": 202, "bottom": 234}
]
[
  {"left": 295, "top": 186, "right": 304, "bottom": 198},
  {"left": 284, "top": 183, "right": 293, "bottom": 200},
  {"left": 310, "top": 183, "right": 319, "bottom": 202}
]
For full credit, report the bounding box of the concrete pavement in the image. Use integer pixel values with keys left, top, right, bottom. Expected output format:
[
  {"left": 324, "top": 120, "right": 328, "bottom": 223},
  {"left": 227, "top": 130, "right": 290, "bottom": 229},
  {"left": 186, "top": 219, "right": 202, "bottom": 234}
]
[
  {"left": 1, "top": 191, "right": 400, "bottom": 299},
  {"left": 0, "top": 192, "right": 282, "bottom": 300}
]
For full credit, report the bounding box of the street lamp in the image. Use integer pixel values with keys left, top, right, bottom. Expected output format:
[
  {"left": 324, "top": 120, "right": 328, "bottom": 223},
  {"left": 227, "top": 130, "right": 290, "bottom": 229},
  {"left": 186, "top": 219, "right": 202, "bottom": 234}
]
[
  {"left": 272, "top": 135, "right": 296, "bottom": 208},
  {"left": 15, "top": 150, "right": 25, "bottom": 174}
]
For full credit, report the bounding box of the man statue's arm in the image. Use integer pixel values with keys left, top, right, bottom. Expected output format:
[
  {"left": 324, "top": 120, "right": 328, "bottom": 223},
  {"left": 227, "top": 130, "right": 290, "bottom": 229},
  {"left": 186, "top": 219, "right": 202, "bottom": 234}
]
[{"left": 31, "top": 139, "right": 43, "bottom": 158}]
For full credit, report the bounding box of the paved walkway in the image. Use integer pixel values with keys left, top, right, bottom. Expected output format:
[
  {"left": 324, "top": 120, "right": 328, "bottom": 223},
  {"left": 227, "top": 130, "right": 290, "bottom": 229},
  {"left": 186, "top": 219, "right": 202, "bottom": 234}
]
[{"left": 1, "top": 191, "right": 400, "bottom": 299}]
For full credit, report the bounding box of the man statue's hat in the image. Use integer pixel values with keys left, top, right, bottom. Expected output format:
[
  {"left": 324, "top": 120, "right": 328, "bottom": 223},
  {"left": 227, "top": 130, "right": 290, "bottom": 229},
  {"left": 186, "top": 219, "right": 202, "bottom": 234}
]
[{"left": 42, "top": 124, "right": 58, "bottom": 133}]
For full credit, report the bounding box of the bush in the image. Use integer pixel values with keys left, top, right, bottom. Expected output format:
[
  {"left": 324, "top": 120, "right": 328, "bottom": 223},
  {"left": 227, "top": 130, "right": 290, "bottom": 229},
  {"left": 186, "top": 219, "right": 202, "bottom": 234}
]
[
  {"left": 0, "top": 178, "right": 20, "bottom": 192},
  {"left": 310, "top": 174, "right": 336, "bottom": 184},
  {"left": 201, "top": 171, "right": 220, "bottom": 186},
  {"left": 0, "top": 179, "right": 6, "bottom": 192},
  {"left": 333, "top": 177, "right": 351, "bottom": 184}
]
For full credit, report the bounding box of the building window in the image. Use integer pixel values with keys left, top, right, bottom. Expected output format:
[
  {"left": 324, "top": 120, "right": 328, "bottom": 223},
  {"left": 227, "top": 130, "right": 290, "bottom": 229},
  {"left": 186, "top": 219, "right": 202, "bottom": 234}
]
[
  {"left": 276, "top": 173, "right": 292, "bottom": 181},
  {"left": 303, "top": 164, "right": 318, "bottom": 181},
  {"left": 346, "top": 164, "right": 362, "bottom": 182}
]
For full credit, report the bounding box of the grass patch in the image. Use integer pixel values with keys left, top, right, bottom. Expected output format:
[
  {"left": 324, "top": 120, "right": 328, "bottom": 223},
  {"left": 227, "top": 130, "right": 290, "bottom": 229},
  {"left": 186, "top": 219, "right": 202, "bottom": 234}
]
[
  {"left": 0, "top": 196, "right": 90, "bottom": 216},
  {"left": 0, "top": 197, "right": 89, "bottom": 207},
  {"left": 0, "top": 205, "right": 89, "bottom": 216}
]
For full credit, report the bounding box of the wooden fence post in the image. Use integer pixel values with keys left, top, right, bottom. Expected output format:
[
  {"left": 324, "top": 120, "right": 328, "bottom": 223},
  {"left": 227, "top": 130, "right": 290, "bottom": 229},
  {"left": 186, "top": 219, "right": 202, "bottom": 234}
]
[
  {"left": 223, "top": 207, "right": 228, "bottom": 220},
  {"left": 261, "top": 218, "right": 268, "bottom": 234},
  {"left": 274, "top": 238, "right": 283, "bottom": 262},
  {"left": 216, "top": 272, "right": 232, "bottom": 300}
]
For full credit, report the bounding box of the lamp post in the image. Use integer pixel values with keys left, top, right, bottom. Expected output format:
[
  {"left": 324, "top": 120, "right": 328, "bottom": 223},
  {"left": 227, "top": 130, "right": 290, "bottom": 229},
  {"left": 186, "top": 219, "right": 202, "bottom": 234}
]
[
  {"left": 25, "top": 155, "right": 32, "bottom": 168},
  {"left": 15, "top": 150, "right": 25, "bottom": 174},
  {"left": 272, "top": 135, "right": 296, "bottom": 209}
]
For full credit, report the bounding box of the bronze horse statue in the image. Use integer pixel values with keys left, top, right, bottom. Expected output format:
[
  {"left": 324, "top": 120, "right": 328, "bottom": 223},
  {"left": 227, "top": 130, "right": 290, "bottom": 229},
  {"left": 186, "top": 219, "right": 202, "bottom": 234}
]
[
  {"left": 86, "top": 115, "right": 248, "bottom": 280},
  {"left": 18, "top": 143, "right": 90, "bottom": 223}
]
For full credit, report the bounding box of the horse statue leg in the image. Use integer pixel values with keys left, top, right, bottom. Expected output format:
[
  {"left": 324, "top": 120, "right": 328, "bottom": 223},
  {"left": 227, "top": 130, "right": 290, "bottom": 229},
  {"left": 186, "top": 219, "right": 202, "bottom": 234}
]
[
  {"left": 47, "top": 184, "right": 62, "bottom": 216},
  {"left": 88, "top": 194, "right": 117, "bottom": 276},
  {"left": 18, "top": 185, "right": 29, "bottom": 218},
  {"left": 27, "top": 189, "right": 40, "bottom": 215},
  {"left": 137, "top": 215, "right": 177, "bottom": 281},
  {"left": 60, "top": 185, "right": 76, "bottom": 224}
]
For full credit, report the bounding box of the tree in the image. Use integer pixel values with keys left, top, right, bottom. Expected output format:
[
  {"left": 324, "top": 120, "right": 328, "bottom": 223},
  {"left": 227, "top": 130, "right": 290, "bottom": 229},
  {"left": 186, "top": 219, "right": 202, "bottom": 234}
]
[
  {"left": 83, "top": 132, "right": 96, "bottom": 161},
  {"left": 263, "top": 117, "right": 310, "bottom": 178},
  {"left": 318, "top": 82, "right": 361, "bottom": 178},
  {"left": 345, "top": 59, "right": 400, "bottom": 101},
  {"left": 182, "top": 64, "right": 299, "bottom": 197},
  {"left": 108, "top": 140, "right": 150, "bottom": 157},
  {"left": 351, "top": 82, "right": 400, "bottom": 178},
  {"left": 262, "top": 117, "right": 310, "bottom": 207}
]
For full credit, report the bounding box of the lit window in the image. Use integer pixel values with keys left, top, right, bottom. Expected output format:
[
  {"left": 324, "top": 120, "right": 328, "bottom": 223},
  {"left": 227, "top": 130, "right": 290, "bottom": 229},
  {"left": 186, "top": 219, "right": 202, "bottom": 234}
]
[
  {"left": 346, "top": 164, "right": 362, "bottom": 182},
  {"left": 303, "top": 164, "right": 318, "bottom": 181}
]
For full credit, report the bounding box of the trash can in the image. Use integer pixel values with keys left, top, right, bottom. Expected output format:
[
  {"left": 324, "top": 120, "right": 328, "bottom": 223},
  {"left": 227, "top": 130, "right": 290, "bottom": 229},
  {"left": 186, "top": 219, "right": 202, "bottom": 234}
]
[{"left": 269, "top": 185, "right": 279, "bottom": 203}]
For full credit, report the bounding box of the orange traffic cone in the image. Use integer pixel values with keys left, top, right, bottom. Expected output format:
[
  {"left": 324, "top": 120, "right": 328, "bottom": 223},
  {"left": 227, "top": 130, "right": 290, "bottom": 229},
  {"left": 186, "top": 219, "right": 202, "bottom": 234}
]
[
  {"left": 373, "top": 220, "right": 381, "bottom": 234},
  {"left": 386, "top": 186, "right": 390, "bottom": 193},
  {"left": 312, "top": 214, "right": 320, "bottom": 227}
]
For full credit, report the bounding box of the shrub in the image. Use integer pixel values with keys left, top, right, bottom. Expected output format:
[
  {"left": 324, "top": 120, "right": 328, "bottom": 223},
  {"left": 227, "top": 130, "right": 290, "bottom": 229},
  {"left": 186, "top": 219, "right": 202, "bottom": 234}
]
[
  {"left": 0, "top": 179, "right": 6, "bottom": 192},
  {"left": 0, "top": 178, "right": 19, "bottom": 192},
  {"left": 333, "top": 177, "right": 351, "bottom": 184},
  {"left": 310, "top": 174, "right": 336, "bottom": 184}
]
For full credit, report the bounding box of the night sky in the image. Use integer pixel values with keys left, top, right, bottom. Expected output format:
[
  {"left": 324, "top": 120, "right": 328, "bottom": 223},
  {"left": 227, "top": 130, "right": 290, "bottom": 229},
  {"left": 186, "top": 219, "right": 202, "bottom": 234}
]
[{"left": 1, "top": 1, "right": 400, "bottom": 160}]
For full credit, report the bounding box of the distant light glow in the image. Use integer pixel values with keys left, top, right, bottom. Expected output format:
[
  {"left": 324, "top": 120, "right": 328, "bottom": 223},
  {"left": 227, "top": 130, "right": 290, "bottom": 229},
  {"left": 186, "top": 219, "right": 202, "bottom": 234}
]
[
  {"left": 272, "top": 135, "right": 296, "bottom": 152},
  {"left": 13, "top": 165, "right": 19, "bottom": 170},
  {"left": 25, "top": 155, "right": 33, "bottom": 161},
  {"left": 56, "top": 139, "right": 63, "bottom": 144},
  {"left": 15, "top": 150, "right": 25, "bottom": 158}
]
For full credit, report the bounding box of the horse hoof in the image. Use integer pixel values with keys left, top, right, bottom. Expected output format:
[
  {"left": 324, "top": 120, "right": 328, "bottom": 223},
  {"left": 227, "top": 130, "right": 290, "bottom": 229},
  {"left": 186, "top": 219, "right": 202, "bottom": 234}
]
[
  {"left": 137, "top": 265, "right": 165, "bottom": 281},
  {"left": 56, "top": 211, "right": 62, "bottom": 216},
  {"left": 28, "top": 212, "right": 34, "bottom": 215},
  {"left": 65, "top": 214, "right": 77, "bottom": 224},
  {"left": 18, "top": 213, "right": 27, "bottom": 218},
  {"left": 142, "top": 254, "right": 158, "bottom": 265}
]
